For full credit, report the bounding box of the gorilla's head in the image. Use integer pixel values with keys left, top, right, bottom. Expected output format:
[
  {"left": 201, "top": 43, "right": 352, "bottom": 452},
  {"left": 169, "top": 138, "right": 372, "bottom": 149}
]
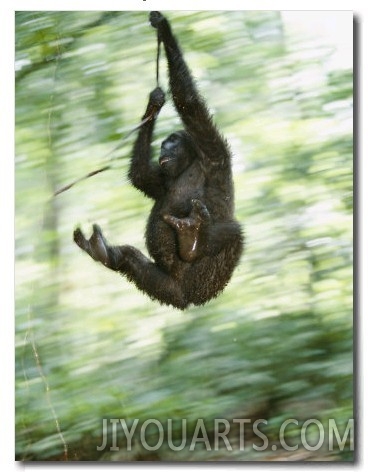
[{"left": 159, "top": 130, "right": 199, "bottom": 177}]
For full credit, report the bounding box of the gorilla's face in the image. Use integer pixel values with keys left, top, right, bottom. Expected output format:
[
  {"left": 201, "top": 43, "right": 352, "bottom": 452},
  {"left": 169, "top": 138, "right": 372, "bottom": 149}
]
[{"left": 159, "top": 131, "right": 196, "bottom": 177}]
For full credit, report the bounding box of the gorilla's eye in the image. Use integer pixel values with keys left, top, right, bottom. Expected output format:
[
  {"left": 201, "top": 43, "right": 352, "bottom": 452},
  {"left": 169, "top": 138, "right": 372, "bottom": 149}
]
[{"left": 169, "top": 134, "right": 179, "bottom": 143}]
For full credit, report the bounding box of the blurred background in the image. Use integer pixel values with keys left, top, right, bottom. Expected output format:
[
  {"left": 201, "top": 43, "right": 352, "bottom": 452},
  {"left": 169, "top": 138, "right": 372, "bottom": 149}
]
[{"left": 15, "top": 11, "right": 353, "bottom": 461}]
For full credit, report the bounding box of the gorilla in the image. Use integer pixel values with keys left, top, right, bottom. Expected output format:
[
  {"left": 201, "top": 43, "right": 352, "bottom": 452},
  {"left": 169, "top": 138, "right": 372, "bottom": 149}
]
[{"left": 74, "top": 11, "right": 243, "bottom": 309}]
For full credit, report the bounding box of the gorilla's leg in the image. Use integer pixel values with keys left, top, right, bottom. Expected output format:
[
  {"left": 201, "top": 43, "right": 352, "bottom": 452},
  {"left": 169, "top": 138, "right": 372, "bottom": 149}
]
[{"left": 73, "top": 225, "right": 188, "bottom": 309}]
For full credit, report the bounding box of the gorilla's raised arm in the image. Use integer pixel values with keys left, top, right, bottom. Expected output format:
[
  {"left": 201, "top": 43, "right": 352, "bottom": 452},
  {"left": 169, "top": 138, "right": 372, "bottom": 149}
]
[{"left": 150, "top": 11, "right": 229, "bottom": 166}]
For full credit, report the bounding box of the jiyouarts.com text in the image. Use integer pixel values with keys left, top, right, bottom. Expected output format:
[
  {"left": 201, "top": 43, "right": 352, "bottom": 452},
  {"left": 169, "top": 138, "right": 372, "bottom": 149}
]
[{"left": 96, "top": 417, "right": 354, "bottom": 453}]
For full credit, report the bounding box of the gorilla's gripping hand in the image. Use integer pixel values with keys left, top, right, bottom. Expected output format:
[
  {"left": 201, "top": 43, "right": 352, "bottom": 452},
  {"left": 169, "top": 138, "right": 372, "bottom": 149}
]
[
  {"left": 149, "top": 11, "right": 166, "bottom": 30},
  {"left": 145, "top": 86, "right": 165, "bottom": 120}
]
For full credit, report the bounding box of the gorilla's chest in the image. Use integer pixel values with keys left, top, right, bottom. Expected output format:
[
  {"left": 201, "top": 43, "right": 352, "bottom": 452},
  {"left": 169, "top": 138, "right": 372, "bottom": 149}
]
[{"left": 164, "top": 168, "right": 206, "bottom": 216}]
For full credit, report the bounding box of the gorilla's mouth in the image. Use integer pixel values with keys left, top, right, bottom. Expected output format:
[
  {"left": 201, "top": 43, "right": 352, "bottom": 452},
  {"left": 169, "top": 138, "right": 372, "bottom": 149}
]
[{"left": 159, "top": 156, "right": 173, "bottom": 166}]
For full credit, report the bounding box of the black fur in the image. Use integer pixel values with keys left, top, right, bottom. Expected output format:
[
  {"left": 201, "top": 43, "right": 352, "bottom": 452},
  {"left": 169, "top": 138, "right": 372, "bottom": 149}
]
[{"left": 74, "top": 12, "right": 243, "bottom": 309}]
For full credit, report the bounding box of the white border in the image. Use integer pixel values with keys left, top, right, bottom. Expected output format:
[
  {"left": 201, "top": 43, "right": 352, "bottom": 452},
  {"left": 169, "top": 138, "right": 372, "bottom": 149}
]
[
  {"left": 7, "top": 1, "right": 378, "bottom": 471},
  {"left": 10, "top": 0, "right": 356, "bottom": 11}
]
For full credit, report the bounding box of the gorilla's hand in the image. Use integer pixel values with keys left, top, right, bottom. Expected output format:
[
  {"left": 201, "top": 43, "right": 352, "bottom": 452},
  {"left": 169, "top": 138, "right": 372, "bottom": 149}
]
[
  {"left": 149, "top": 11, "right": 165, "bottom": 29},
  {"left": 146, "top": 87, "right": 165, "bottom": 119},
  {"left": 149, "top": 87, "right": 165, "bottom": 110}
]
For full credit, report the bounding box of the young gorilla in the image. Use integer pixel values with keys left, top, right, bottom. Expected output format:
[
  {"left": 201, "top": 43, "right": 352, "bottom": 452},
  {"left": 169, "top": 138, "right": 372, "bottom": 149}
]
[{"left": 74, "top": 11, "right": 244, "bottom": 309}]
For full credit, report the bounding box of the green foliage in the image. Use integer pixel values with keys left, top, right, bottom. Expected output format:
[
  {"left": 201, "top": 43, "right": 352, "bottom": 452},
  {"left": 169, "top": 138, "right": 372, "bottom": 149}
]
[{"left": 15, "top": 11, "right": 353, "bottom": 461}]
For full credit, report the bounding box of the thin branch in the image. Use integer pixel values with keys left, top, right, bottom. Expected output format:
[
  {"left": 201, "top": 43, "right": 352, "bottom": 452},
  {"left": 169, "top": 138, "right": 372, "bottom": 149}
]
[{"left": 53, "top": 115, "right": 153, "bottom": 197}]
